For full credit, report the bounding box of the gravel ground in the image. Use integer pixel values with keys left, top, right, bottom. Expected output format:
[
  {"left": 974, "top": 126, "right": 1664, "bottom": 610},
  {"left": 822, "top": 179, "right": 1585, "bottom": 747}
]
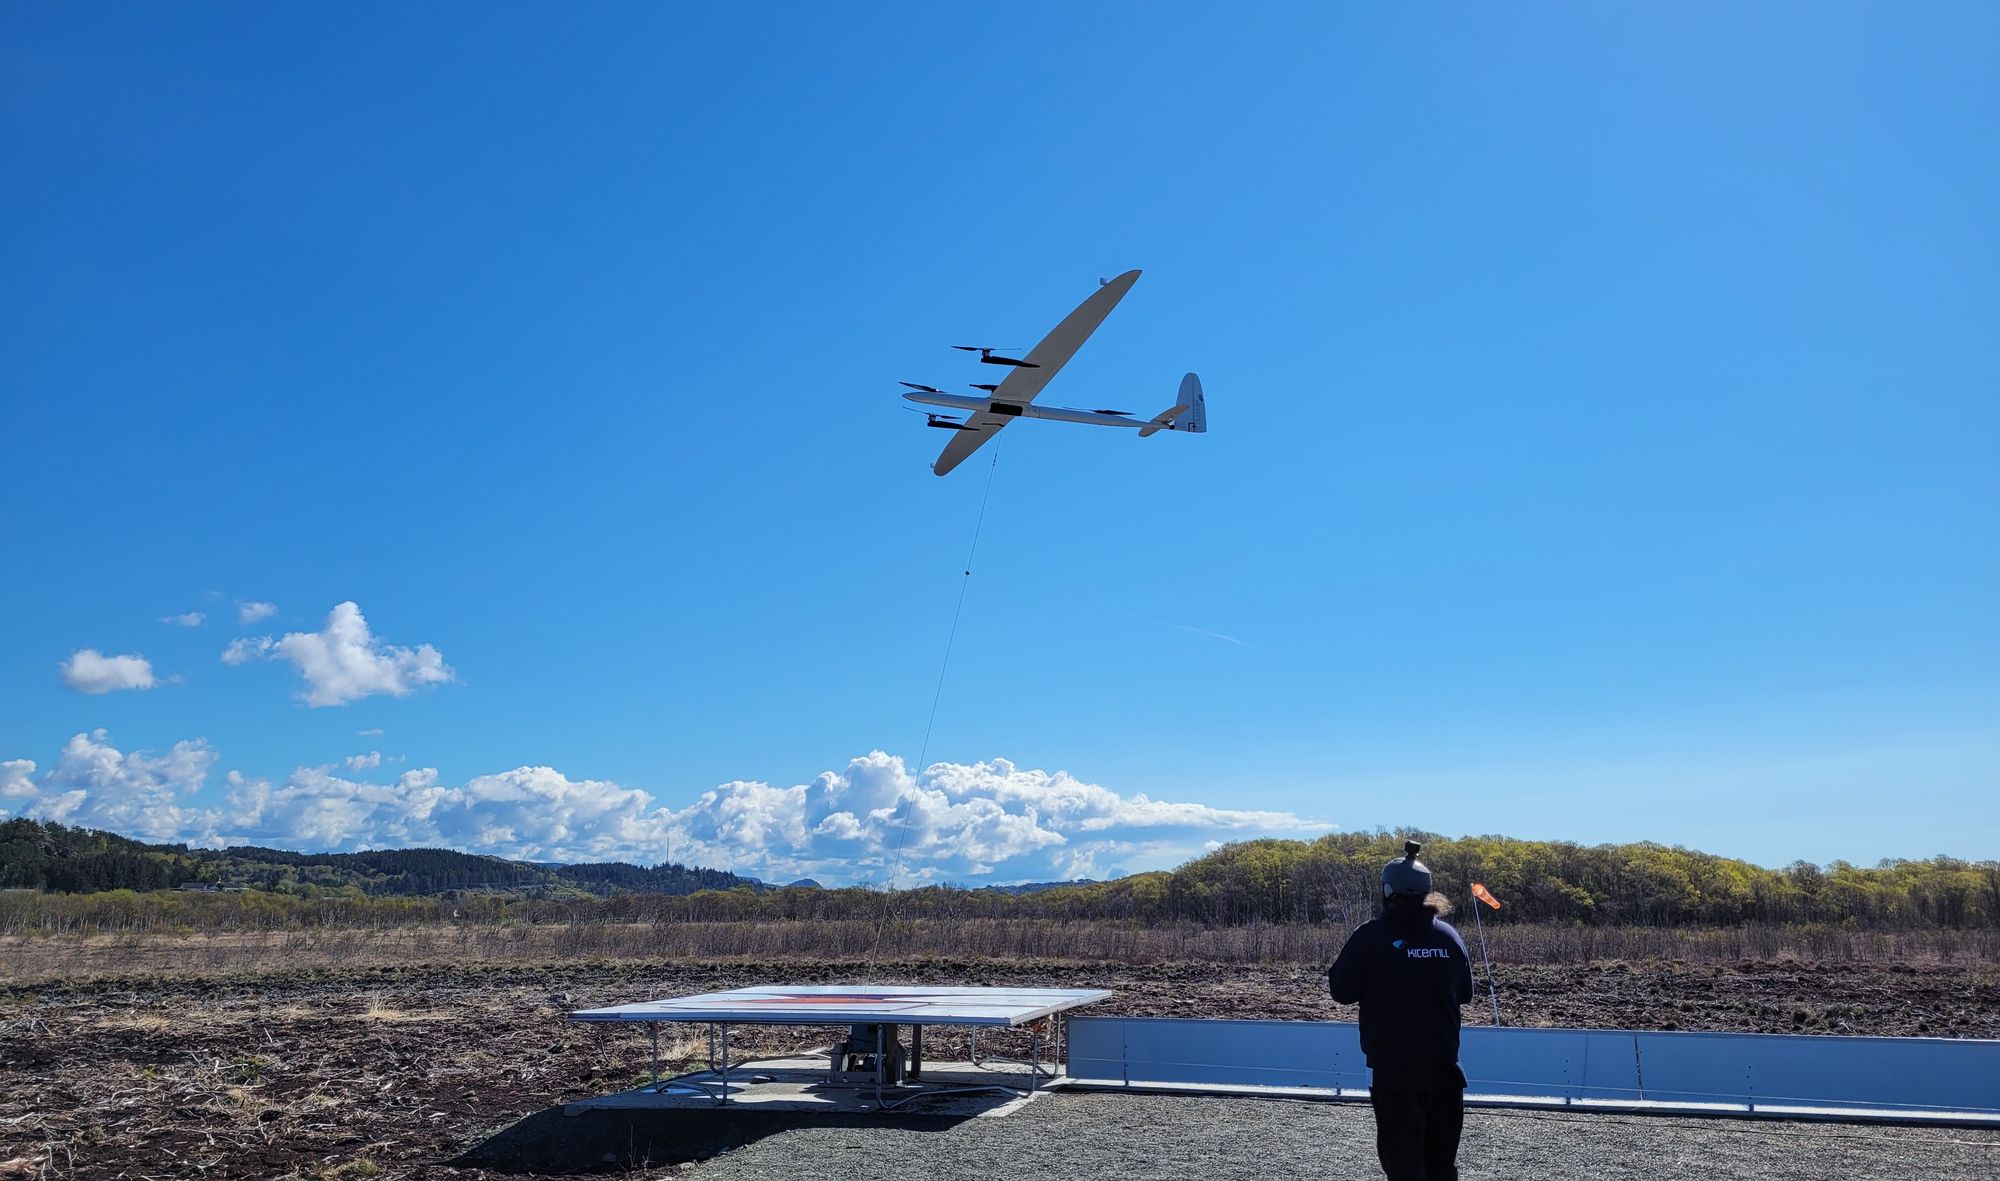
[{"left": 684, "top": 1092, "right": 2000, "bottom": 1181}]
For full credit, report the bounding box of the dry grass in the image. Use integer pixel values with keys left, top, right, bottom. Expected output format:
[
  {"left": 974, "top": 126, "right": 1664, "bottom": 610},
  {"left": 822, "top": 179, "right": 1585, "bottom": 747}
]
[
  {"left": 358, "top": 996, "right": 452, "bottom": 1023},
  {"left": 3, "top": 919, "right": 1994, "bottom": 984},
  {"left": 86, "top": 1012, "right": 176, "bottom": 1033}
]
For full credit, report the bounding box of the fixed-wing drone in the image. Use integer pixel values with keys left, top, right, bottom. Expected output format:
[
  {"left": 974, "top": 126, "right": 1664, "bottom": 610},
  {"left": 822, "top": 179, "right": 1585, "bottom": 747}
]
[{"left": 902, "top": 269, "right": 1206, "bottom": 475}]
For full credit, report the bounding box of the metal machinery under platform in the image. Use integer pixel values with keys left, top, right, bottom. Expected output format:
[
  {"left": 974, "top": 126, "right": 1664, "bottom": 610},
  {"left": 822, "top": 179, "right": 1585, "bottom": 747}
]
[
  {"left": 568, "top": 985, "right": 1113, "bottom": 1116},
  {"left": 563, "top": 1053, "right": 1060, "bottom": 1118}
]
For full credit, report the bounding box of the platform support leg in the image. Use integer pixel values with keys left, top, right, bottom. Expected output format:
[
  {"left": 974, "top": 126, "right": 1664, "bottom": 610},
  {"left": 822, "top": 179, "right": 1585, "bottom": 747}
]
[
  {"left": 649, "top": 1023, "right": 660, "bottom": 1089},
  {"left": 910, "top": 1024, "right": 923, "bottom": 1081},
  {"left": 1030, "top": 1025, "right": 1042, "bottom": 1095},
  {"left": 719, "top": 1023, "right": 731, "bottom": 1106}
]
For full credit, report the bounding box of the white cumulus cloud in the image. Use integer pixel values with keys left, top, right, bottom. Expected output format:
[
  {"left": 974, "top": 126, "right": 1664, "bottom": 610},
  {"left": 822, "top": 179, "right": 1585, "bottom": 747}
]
[
  {"left": 223, "top": 601, "right": 453, "bottom": 707},
  {"left": 59, "top": 650, "right": 158, "bottom": 694},
  {"left": 659, "top": 753, "right": 1331, "bottom": 883},
  {"left": 0, "top": 731, "right": 219, "bottom": 842},
  {"left": 1, "top": 760, "right": 36, "bottom": 800},
  {"left": 238, "top": 601, "right": 278, "bottom": 624},
  {"left": 161, "top": 612, "right": 206, "bottom": 628},
  {"left": 218, "top": 764, "right": 665, "bottom": 861},
  {"left": 0, "top": 737, "right": 1331, "bottom": 883}
]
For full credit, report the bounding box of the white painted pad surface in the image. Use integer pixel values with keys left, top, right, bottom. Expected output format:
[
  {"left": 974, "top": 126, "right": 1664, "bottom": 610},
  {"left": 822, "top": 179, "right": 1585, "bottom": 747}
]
[{"left": 570, "top": 984, "right": 1113, "bottom": 1027}]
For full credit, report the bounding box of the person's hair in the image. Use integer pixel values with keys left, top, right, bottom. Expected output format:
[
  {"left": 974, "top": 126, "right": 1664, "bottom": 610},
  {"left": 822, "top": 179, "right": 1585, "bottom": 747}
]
[{"left": 1384, "top": 890, "right": 1454, "bottom": 920}]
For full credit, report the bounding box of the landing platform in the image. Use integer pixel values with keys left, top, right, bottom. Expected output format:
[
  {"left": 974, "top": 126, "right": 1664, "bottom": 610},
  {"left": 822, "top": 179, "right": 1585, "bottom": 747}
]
[{"left": 569, "top": 984, "right": 1112, "bottom": 1026}]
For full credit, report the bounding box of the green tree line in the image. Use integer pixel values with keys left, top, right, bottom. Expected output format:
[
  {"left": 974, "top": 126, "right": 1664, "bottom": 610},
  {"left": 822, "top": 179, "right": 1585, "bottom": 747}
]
[
  {"left": 0, "top": 819, "right": 753, "bottom": 897},
  {"left": 3, "top": 826, "right": 1994, "bottom": 934},
  {"left": 1101, "top": 832, "right": 2000, "bottom": 928}
]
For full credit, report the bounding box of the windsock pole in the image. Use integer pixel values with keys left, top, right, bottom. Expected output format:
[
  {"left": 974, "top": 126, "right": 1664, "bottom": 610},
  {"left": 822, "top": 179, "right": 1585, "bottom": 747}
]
[{"left": 1471, "top": 886, "right": 1502, "bottom": 1027}]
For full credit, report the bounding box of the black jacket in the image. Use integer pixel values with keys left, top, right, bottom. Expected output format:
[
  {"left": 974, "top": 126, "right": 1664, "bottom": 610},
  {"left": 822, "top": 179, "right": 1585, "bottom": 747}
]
[{"left": 1328, "top": 911, "right": 1475, "bottom": 1088}]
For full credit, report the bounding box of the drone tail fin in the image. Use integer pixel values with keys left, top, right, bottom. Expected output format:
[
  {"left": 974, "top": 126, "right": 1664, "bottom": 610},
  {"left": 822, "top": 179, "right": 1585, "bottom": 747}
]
[
  {"left": 1138, "top": 373, "right": 1207, "bottom": 437},
  {"left": 1174, "top": 372, "right": 1207, "bottom": 434}
]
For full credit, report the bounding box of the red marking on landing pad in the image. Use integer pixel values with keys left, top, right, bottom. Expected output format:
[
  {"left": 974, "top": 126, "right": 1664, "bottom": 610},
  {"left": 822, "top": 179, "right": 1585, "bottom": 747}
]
[{"left": 738, "top": 993, "right": 926, "bottom": 1005}]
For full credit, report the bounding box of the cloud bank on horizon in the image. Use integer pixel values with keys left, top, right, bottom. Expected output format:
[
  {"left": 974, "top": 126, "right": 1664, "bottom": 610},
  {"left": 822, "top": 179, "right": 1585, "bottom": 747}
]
[{"left": 0, "top": 733, "right": 1331, "bottom": 884}]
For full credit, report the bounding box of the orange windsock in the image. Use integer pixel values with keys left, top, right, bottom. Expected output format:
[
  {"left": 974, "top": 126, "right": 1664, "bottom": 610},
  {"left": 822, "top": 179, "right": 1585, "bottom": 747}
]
[{"left": 1471, "top": 882, "right": 1502, "bottom": 909}]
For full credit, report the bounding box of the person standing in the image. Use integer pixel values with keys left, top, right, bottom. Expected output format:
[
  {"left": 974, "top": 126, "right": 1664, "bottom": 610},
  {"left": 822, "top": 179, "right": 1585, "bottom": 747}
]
[{"left": 1329, "top": 840, "right": 1476, "bottom": 1181}]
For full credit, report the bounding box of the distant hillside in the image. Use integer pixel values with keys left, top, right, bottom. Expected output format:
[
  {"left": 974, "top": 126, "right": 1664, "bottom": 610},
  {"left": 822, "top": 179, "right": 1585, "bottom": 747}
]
[
  {"left": 0, "top": 818, "right": 758, "bottom": 897},
  {"left": 6, "top": 819, "right": 1994, "bottom": 931},
  {"left": 0, "top": 819, "right": 199, "bottom": 893},
  {"left": 977, "top": 879, "right": 1098, "bottom": 895}
]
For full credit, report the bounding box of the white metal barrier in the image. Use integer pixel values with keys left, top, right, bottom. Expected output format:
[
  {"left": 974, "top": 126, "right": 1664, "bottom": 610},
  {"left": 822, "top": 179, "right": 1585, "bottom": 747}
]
[{"left": 1062, "top": 1017, "right": 2000, "bottom": 1126}]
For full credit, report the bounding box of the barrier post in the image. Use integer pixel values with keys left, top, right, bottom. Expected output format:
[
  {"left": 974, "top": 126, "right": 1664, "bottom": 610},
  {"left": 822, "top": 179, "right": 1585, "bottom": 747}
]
[{"left": 1472, "top": 898, "right": 1501, "bottom": 1027}]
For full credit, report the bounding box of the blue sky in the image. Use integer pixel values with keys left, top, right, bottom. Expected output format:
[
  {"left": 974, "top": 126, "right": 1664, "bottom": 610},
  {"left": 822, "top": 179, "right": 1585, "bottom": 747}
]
[{"left": 3, "top": 4, "right": 1995, "bottom": 882}]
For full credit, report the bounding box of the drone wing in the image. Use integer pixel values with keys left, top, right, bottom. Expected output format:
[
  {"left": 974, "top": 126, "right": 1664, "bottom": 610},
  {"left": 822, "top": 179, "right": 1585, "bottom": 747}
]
[
  {"left": 931, "top": 408, "right": 1014, "bottom": 476},
  {"left": 986, "top": 269, "right": 1142, "bottom": 406},
  {"left": 930, "top": 269, "right": 1142, "bottom": 476}
]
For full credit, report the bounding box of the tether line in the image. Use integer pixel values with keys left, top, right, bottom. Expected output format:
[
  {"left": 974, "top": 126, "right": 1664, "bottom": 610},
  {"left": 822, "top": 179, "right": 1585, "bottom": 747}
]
[
  {"left": 913, "top": 448, "right": 1001, "bottom": 796},
  {"left": 872, "top": 448, "right": 1001, "bottom": 948}
]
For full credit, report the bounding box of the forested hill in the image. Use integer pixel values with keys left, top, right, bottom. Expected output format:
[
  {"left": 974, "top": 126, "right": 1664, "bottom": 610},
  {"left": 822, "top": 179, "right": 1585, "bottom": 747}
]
[
  {"left": 1072, "top": 832, "right": 1999, "bottom": 929},
  {"left": 4, "top": 819, "right": 1994, "bottom": 929},
  {"left": 0, "top": 819, "right": 756, "bottom": 897}
]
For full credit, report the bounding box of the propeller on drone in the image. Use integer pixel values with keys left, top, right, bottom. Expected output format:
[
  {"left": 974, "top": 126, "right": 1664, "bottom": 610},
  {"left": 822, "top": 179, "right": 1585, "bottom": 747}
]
[
  {"left": 900, "top": 382, "right": 949, "bottom": 394},
  {"left": 905, "top": 407, "right": 979, "bottom": 432},
  {"left": 951, "top": 345, "right": 1040, "bottom": 368}
]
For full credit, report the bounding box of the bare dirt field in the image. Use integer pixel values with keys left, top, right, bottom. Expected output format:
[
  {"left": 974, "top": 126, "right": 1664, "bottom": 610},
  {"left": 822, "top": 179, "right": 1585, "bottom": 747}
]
[{"left": 3, "top": 944, "right": 1996, "bottom": 1179}]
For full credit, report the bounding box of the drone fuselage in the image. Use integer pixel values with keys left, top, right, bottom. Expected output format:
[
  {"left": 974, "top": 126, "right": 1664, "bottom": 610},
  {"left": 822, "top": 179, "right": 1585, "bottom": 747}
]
[
  {"left": 913, "top": 272, "right": 1206, "bottom": 474},
  {"left": 901, "top": 389, "right": 1193, "bottom": 432}
]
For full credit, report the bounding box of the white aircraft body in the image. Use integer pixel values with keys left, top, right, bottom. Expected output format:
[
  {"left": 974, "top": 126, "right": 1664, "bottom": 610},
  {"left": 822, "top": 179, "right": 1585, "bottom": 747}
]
[{"left": 902, "top": 269, "right": 1207, "bottom": 475}]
